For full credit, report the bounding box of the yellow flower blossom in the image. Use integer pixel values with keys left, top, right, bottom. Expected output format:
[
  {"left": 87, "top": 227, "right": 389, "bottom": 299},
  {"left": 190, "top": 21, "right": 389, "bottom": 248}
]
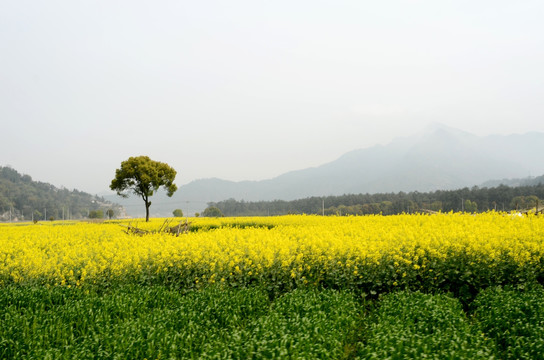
[{"left": 0, "top": 213, "right": 542, "bottom": 288}]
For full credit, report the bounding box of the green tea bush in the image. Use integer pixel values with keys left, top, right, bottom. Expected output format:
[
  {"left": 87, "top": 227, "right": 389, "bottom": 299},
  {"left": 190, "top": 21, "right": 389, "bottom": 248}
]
[
  {"left": 357, "top": 291, "right": 496, "bottom": 359},
  {"left": 0, "top": 285, "right": 270, "bottom": 359},
  {"left": 0, "top": 285, "right": 363, "bottom": 359},
  {"left": 472, "top": 285, "right": 544, "bottom": 359},
  {"left": 201, "top": 288, "right": 363, "bottom": 359}
]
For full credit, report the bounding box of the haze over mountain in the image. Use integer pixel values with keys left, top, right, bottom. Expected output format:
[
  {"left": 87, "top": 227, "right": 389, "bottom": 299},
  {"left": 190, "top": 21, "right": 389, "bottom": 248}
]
[
  {"left": 105, "top": 125, "right": 544, "bottom": 216},
  {"left": 481, "top": 174, "right": 544, "bottom": 188},
  {"left": 181, "top": 126, "right": 544, "bottom": 198}
]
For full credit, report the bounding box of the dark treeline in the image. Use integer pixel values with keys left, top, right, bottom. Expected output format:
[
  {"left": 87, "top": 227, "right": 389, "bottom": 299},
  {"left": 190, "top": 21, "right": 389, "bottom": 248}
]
[
  {"left": 209, "top": 183, "right": 544, "bottom": 216},
  {"left": 0, "top": 166, "right": 120, "bottom": 221}
]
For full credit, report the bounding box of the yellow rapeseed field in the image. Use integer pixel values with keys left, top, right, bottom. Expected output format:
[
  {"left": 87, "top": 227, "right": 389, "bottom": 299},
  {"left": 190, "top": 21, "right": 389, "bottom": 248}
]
[{"left": 1, "top": 213, "right": 543, "bottom": 292}]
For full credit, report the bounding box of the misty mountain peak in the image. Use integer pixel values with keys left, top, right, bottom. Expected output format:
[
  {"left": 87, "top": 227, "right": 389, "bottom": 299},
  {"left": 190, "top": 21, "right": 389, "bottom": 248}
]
[{"left": 422, "top": 122, "right": 474, "bottom": 139}]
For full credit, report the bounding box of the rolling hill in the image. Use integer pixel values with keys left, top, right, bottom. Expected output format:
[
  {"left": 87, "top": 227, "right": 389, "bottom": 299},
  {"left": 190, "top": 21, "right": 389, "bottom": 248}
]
[{"left": 0, "top": 166, "right": 122, "bottom": 221}]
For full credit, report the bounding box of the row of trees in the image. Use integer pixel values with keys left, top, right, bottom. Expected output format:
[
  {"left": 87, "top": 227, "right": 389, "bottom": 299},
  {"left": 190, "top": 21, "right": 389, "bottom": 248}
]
[
  {"left": 172, "top": 207, "right": 223, "bottom": 217},
  {"left": 88, "top": 209, "right": 116, "bottom": 219},
  {"left": 208, "top": 184, "right": 544, "bottom": 216}
]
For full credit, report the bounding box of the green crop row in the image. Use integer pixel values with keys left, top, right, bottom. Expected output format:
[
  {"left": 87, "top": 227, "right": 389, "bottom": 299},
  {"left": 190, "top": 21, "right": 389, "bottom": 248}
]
[
  {"left": 2, "top": 285, "right": 544, "bottom": 359},
  {"left": 358, "top": 286, "right": 544, "bottom": 360},
  {"left": 0, "top": 285, "right": 362, "bottom": 359},
  {"left": 471, "top": 285, "right": 544, "bottom": 360},
  {"left": 358, "top": 291, "right": 495, "bottom": 359}
]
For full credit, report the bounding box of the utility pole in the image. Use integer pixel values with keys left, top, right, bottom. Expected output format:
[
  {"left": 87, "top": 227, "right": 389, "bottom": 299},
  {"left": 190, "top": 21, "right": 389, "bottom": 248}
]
[
  {"left": 322, "top": 198, "right": 325, "bottom": 216},
  {"left": 44, "top": 208, "right": 46, "bottom": 221}
]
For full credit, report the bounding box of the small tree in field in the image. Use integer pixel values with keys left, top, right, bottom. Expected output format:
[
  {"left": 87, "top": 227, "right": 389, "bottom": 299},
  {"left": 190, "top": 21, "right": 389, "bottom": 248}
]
[
  {"left": 202, "top": 206, "right": 223, "bottom": 217},
  {"left": 173, "top": 209, "right": 183, "bottom": 217},
  {"left": 106, "top": 209, "right": 115, "bottom": 219},
  {"left": 110, "top": 156, "right": 177, "bottom": 222},
  {"left": 33, "top": 210, "right": 42, "bottom": 223}
]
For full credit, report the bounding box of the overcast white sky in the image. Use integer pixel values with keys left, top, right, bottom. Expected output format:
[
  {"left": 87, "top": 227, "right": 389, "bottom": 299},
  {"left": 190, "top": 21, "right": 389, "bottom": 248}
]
[{"left": 1, "top": 1, "right": 543, "bottom": 194}]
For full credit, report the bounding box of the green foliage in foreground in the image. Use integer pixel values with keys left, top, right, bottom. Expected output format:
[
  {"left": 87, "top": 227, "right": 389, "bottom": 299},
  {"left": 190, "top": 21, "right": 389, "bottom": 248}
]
[
  {"left": 2, "top": 285, "right": 544, "bottom": 359},
  {"left": 0, "top": 286, "right": 361, "bottom": 360},
  {"left": 0, "top": 286, "right": 266, "bottom": 359},
  {"left": 201, "top": 288, "right": 362, "bottom": 359},
  {"left": 358, "top": 291, "right": 496, "bottom": 359},
  {"left": 471, "top": 285, "right": 544, "bottom": 360}
]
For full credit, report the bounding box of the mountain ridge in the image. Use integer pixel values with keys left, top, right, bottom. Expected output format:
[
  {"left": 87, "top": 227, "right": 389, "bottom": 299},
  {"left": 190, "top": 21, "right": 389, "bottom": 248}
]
[
  {"left": 101, "top": 126, "right": 544, "bottom": 216},
  {"left": 5, "top": 125, "right": 543, "bottom": 219},
  {"left": 175, "top": 127, "right": 544, "bottom": 205}
]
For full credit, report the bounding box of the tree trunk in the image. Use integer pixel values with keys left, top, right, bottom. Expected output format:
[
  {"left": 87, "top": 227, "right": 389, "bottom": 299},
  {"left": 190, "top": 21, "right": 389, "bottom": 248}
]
[{"left": 145, "top": 197, "right": 151, "bottom": 222}]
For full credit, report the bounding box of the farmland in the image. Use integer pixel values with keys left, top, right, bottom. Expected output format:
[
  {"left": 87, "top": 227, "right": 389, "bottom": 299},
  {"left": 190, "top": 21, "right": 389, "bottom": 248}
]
[{"left": 2, "top": 213, "right": 544, "bottom": 358}]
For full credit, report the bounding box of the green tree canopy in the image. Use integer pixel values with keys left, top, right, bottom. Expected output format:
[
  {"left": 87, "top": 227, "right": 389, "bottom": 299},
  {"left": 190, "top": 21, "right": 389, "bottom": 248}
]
[
  {"left": 173, "top": 209, "right": 183, "bottom": 217},
  {"left": 202, "top": 206, "right": 223, "bottom": 217},
  {"left": 88, "top": 210, "right": 104, "bottom": 219},
  {"left": 110, "top": 156, "right": 177, "bottom": 222},
  {"left": 464, "top": 199, "right": 478, "bottom": 213}
]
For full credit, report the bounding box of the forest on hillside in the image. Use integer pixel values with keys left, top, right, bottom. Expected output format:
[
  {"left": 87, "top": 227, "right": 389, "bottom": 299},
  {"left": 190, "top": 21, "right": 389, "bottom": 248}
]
[
  {"left": 0, "top": 166, "right": 121, "bottom": 221},
  {"left": 208, "top": 180, "right": 544, "bottom": 217}
]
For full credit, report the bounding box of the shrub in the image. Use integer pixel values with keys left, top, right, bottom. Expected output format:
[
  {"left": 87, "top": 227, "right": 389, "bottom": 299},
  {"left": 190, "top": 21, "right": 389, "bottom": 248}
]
[
  {"left": 172, "top": 209, "right": 183, "bottom": 217},
  {"left": 358, "top": 291, "right": 496, "bottom": 359},
  {"left": 202, "top": 206, "right": 223, "bottom": 217},
  {"left": 472, "top": 285, "right": 544, "bottom": 359},
  {"left": 202, "top": 288, "right": 363, "bottom": 359},
  {"left": 0, "top": 285, "right": 270, "bottom": 359},
  {"left": 88, "top": 210, "right": 103, "bottom": 219}
]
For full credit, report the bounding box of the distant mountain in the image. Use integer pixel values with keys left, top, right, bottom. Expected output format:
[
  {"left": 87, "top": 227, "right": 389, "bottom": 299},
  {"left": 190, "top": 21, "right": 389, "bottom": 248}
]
[
  {"left": 179, "top": 125, "right": 544, "bottom": 200},
  {"left": 480, "top": 174, "right": 544, "bottom": 188},
  {"left": 0, "top": 166, "right": 123, "bottom": 221},
  {"left": 105, "top": 125, "right": 544, "bottom": 217}
]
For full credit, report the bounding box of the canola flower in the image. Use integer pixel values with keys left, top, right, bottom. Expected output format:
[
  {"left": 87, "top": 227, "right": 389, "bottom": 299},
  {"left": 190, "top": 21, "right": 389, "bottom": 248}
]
[{"left": 1, "top": 212, "right": 544, "bottom": 293}]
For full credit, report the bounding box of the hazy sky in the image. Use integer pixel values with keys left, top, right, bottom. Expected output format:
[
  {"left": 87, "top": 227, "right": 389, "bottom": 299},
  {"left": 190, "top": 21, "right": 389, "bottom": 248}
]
[{"left": 2, "top": 1, "right": 543, "bottom": 194}]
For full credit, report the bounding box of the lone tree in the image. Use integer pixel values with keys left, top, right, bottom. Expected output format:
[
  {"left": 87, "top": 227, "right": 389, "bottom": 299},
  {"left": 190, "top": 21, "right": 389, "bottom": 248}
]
[{"left": 110, "top": 156, "right": 177, "bottom": 222}]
